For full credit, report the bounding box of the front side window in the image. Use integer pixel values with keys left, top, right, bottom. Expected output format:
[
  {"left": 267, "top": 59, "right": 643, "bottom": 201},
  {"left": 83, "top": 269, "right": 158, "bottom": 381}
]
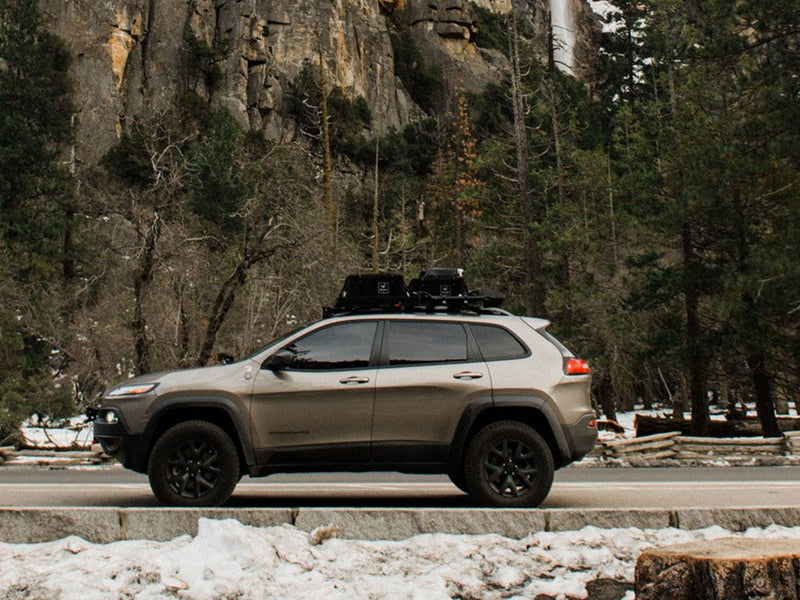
[
  {"left": 386, "top": 321, "right": 468, "bottom": 365},
  {"left": 278, "top": 321, "right": 377, "bottom": 370}
]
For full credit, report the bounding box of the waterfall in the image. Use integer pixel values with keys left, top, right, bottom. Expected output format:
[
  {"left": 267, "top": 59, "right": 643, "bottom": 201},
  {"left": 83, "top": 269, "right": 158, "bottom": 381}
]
[{"left": 549, "top": 0, "right": 576, "bottom": 75}]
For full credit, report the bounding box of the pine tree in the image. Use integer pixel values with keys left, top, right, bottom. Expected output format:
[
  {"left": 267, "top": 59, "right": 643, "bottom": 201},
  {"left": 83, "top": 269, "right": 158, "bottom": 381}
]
[
  {"left": 0, "top": 0, "right": 74, "bottom": 268},
  {"left": 425, "top": 94, "right": 483, "bottom": 265}
]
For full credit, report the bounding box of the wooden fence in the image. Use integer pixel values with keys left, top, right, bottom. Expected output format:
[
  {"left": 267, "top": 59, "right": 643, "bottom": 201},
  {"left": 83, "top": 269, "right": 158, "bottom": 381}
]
[{"left": 600, "top": 431, "right": 793, "bottom": 460}]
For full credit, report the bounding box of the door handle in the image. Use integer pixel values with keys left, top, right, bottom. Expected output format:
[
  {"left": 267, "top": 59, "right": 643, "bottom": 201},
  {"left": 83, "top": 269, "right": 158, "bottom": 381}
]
[
  {"left": 453, "top": 371, "right": 483, "bottom": 380},
  {"left": 339, "top": 376, "right": 370, "bottom": 385}
]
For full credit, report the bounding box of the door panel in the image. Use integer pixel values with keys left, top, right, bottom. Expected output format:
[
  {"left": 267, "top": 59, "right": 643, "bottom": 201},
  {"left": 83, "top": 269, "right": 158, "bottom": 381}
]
[
  {"left": 372, "top": 362, "right": 491, "bottom": 445},
  {"left": 250, "top": 368, "right": 376, "bottom": 457},
  {"left": 372, "top": 321, "right": 492, "bottom": 454},
  {"left": 249, "top": 321, "right": 378, "bottom": 464}
]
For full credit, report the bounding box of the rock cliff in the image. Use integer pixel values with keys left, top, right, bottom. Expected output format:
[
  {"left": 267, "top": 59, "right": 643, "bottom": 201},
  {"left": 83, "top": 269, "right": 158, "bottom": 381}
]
[{"left": 38, "top": 0, "right": 599, "bottom": 166}]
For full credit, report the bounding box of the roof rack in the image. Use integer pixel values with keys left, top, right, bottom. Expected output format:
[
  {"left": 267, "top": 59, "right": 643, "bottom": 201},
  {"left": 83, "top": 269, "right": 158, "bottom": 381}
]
[{"left": 323, "top": 270, "right": 505, "bottom": 318}]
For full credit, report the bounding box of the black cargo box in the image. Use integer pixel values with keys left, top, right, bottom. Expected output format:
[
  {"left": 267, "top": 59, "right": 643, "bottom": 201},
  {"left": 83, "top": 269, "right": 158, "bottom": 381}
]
[
  {"left": 334, "top": 274, "right": 406, "bottom": 310},
  {"left": 407, "top": 268, "right": 467, "bottom": 299}
]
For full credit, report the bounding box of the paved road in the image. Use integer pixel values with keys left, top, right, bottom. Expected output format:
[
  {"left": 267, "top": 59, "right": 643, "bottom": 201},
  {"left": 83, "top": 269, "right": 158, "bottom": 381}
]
[{"left": 1, "top": 466, "right": 799, "bottom": 508}]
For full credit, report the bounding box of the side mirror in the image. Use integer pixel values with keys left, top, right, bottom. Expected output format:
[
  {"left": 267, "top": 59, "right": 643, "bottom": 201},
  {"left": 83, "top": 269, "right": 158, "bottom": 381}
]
[
  {"left": 217, "top": 352, "right": 235, "bottom": 365},
  {"left": 263, "top": 349, "right": 294, "bottom": 371}
]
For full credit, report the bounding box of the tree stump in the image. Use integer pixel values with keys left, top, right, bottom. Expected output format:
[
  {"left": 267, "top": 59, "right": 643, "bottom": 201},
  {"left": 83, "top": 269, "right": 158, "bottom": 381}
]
[{"left": 635, "top": 538, "right": 800, "bottom": 600}]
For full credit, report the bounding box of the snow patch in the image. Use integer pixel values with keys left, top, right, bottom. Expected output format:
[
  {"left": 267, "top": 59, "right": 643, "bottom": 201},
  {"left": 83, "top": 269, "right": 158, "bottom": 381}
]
[{"left": 2, "top": 519, "right": 800, "bottom": 599}]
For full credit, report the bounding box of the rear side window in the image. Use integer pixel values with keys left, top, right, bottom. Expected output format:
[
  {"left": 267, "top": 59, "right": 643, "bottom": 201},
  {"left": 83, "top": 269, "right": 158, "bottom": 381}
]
[
  {"left": 385, "top": 321, "right": 467, "bottom": 365},
  {"left": 471, "top": 324, "right": 528, "bottom": 361}
]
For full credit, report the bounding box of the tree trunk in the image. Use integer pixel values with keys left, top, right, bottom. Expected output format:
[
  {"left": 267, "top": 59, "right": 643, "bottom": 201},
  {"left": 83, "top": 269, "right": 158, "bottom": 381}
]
[
  {"left": 685, "top": 221, "right": 708, "bottom": 436},
  {"left": 598, "top": 372, "right": 617, "bottom": 422},
  {"left": 372, "top": 136, "right": 380, "bottom": 271},
  {"left": 668, "top": 63, "right": 708, "bottom": 436},
  {"left": 132, "top": 212, "right": 161, "bottom": 375},
  {"left": 636, "top": 538, "right": 800, "bottom": 600},
  {"left": 748, "top": 347, "right": 781, "bottom": 438},
  {"left": 732, "top": 188, "right": 779, "bottom": 438},
  {"left": 196, "top": 232, "right": 279, "bottom": 366},
  {"left": 62, "top": 205, "right": 75, "bottom": 280},
  {"left": 317, "top": 35, "right": 334, "bottom": 236},
  {"left": 197, "top": 261, "right": 248, "bottom": 367},
  {"left": 509, "top": 9, "right": 546, "bottom": 316}
]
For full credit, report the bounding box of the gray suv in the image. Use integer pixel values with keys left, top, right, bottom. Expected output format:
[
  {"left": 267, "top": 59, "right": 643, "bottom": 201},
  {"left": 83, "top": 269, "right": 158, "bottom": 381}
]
[{"left": 94, "top": 310, "right": 596, "bottom": 507}]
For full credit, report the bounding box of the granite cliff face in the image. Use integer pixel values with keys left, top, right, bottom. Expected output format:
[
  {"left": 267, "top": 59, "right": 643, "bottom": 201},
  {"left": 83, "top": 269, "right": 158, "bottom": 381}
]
[{"left": 38, "top": 0, "right": 599, "bottom": 166}]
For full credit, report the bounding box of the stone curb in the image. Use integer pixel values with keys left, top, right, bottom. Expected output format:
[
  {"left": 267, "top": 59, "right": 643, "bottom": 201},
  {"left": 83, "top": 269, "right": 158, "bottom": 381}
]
[{"left": 2, "top": 507, "right": 800, "bottom": 544}]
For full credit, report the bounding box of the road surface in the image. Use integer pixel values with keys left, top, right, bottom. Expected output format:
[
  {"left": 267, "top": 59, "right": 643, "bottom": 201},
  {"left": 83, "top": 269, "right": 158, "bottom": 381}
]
[{"left": 1, "top": 466, "right": 799, "bottom": 508}]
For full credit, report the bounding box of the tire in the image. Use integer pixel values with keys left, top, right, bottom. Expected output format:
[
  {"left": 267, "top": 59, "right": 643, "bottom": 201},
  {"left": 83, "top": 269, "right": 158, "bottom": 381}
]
[
  {"left": 148, "top": 420, "right": 240, "bottom": 507},
  {"left": 463, "top": 421, "right": 554, "bottom": 508},
  {"left": 447, "top": 469, "right": 469, "bottom": 494}
]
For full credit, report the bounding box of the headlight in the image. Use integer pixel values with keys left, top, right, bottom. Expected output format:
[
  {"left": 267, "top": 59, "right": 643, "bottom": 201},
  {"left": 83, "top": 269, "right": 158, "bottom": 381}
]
[
  {"left": 103, "top": 410, "right": 119, "bottom": 424},
  {"left": 106, "top": 383, "right": 158, "bottom": 397}
]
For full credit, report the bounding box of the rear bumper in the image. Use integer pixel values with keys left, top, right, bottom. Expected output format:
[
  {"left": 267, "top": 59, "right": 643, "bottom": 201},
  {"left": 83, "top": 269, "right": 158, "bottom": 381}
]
[{"left": 562, "top": 412, "right": 597, "bottom": 461}]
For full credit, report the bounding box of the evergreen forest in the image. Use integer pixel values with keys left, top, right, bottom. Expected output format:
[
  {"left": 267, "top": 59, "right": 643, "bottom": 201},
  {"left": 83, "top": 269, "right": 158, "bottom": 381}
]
[{"left": 1, "top": 0, "right": 798, "bottom": 443}]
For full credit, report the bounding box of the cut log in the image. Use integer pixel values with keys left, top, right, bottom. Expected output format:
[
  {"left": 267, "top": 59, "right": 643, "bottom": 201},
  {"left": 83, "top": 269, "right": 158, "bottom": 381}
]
[
  {"left": 676, "top": 443, "right": 782, "bottom": 454},
  {"left": 635, "top": 415, "right": 751, "bottom": 437},
  {"left": 635, "top": 414, "right": 800, "bottom": 438},
  {"left": 636, "top": 537, "right": 800, "bottom": 600},
  {"left": 628, "top": 449, "right": 677, "bottom": 460},
  {"left": 604, "top": 431, "right": 681, "bottom": 448},
  {"left": 677, "top": 436, "right": 784, "bottom": 445},
  {"left": 605, "top": 439, "right": 677, "bottom": 455}
]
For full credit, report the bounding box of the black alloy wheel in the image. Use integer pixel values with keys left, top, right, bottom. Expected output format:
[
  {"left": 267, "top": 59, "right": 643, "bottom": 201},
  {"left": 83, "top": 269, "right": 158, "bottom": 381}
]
[
  {"left": 483, "top": 438, "right": 538, "bottom": 497},
  {"left": 166, "top": 437, "right": 221, "bottom": 499},
  {"left": 148, "top": 420, "right": 239, "bottom": 507},
  {"left": 464, "top": 421, "right": 554, "bottom": 508}
]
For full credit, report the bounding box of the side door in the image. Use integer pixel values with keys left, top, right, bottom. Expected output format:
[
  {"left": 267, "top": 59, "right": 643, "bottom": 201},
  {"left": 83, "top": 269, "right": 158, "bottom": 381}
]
[
  {"left": 250, "top": 320, "right": 379, "bottom": 466},
  {"left": 371, "top": 320, "right": 492, "bottom": 463}
]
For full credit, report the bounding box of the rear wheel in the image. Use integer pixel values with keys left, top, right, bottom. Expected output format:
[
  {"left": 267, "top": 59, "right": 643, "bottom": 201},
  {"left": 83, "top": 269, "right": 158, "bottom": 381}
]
[
  {"left": 464, "top": 421, "right": 554, "bottom": 507},
  {"left": 148, "top": 420, "right": 239, "bottom": 507}
]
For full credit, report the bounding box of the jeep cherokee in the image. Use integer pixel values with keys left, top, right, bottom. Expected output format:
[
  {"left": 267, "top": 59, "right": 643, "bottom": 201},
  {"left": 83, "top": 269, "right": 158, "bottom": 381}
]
[{"left": 94, "top": 295, "right": 596, "bottom": 507}]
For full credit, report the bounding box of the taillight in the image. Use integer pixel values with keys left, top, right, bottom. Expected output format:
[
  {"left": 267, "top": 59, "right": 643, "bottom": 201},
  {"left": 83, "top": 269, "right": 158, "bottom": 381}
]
[{"left": 565, "top": 358, "right": 591, "bottom": 375}]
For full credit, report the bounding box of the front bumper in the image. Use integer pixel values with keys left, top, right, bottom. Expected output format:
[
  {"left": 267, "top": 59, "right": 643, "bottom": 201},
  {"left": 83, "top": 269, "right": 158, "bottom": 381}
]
[{"left": 92, "top": 409, "right": 149, "bottom": 473}]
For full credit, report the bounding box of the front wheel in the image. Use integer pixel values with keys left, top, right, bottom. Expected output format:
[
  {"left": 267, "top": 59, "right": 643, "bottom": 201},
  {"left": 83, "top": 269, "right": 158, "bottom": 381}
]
[
  {"left": 148, "top": 420, "right": 239, "bottom": 507},
  {"left": 464, "top": 421, "right": 554, "bottom": 508}
]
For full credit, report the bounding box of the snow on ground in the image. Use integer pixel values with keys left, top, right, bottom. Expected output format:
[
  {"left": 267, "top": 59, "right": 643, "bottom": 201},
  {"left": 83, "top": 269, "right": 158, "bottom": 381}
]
[
  {"left": 19, "top": 416, "right": 93, "bottom": 450},
  {"left": 2, "top": 519, "right": 800, "bottom": 600}
]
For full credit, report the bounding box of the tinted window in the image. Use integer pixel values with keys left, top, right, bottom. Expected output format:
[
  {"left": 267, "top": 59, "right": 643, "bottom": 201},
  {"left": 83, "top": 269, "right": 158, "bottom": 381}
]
[
  {"left": 386, "top": 322, "right": 467, "bottom": 365},
  {"left": 279, "top": 321, "right": 377, "bottom": 370},
  {"left": 471, "top": 324, "right": 527, "bottom": 360}
]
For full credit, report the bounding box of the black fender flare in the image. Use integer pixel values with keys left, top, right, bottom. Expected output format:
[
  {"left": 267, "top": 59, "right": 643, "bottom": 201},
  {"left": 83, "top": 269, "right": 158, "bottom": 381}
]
[
  {"left": 135, "top": 397, "right": 255, "bottom": 472},
  {"left": 448, "top": 396, "right": 571, "bottom": 468}
]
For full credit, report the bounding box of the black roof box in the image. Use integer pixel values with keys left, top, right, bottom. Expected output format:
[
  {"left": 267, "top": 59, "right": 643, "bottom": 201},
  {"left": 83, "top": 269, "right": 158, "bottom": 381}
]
[
  {"left": 325, "top": 268, "right": 504, "bottom": 316},
  {"left": 334, "top": 274, "right": 406, "bottom": 311}
]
